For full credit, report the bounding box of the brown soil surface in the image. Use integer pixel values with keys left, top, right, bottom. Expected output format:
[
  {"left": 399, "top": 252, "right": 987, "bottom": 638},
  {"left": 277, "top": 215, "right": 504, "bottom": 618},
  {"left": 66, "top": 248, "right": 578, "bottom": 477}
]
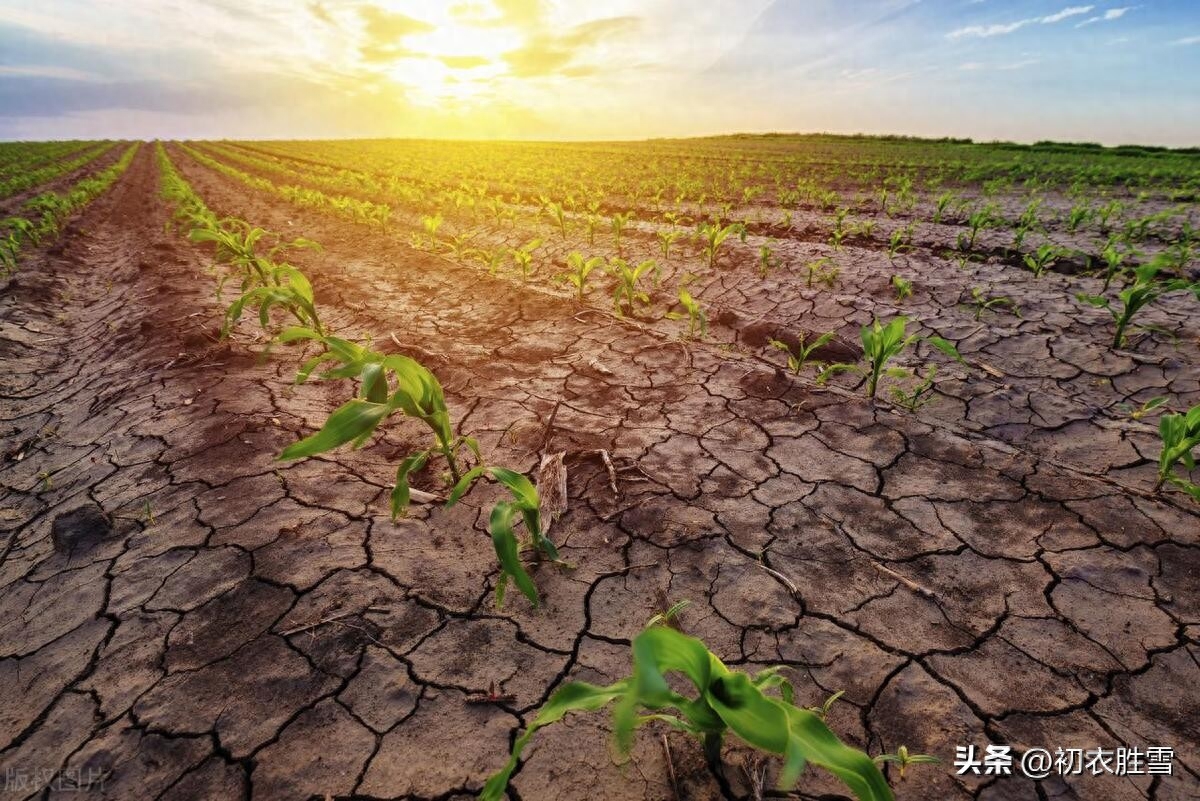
[{"left": 0, "top": 145, "right": 1197, "bottom": 801}]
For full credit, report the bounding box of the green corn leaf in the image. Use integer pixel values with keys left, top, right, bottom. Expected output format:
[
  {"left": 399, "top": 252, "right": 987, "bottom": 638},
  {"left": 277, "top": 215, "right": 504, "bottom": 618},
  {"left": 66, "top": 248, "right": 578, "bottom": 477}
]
[
  {"left": 360, "top": 363, "right": 389, "bottom": 404},
  {"left": 782, "top": 706, "right": 894, "bottom": 801},
  {"left": 390, "top": 451, "right": 430, "bottom": 520},
  {"left": 487, "top": 467, "right": 538, "bottom": 509},
  {"left": 445, "top": 465, "right": 488, "bottom": 506},
  {"left": 279, "top": 398, "right": 390, "bottom": 460},
  {"left": 705, "top": 671, "right": 791, "bottom": 755},
  {"left": 489, "top": 501, "right": 539, "bottom": 608},
  {"left": 478, "top": 680, "right": 629, "bottom": 801},
  {"left": 278, "top": 326, "right": 322, "bottom": 344},
  {"left": 926, "top": 335, "right": 963, "bottom": 363}
]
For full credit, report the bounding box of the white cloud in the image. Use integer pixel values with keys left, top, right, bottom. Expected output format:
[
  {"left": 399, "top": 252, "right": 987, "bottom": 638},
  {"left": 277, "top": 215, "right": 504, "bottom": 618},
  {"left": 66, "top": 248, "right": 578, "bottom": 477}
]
[
  {"left": 1041, "top": 5, "right": 1094, "bottom": 23},
  {"left": 958, "top": 57, "right": 1039, "bottom": 71},
  {"left": 1171, "top": 35, "right": 1200, "bottom": 46},
  {"left": 948, "top": 5, "right": 1093, "bottom": 38},
  {"left": 0, "top": 65, "right": 100, "bottom": 81},
  {"left": 1076, "top": 6, "right": 1136, "bottom": 27}
]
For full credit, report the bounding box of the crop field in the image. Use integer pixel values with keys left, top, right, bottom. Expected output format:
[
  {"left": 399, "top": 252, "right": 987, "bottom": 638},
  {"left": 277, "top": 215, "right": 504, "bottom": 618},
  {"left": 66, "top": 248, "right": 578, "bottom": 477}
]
[{"left": 1, "top": 134, "right": 1198, "bottom": 801}]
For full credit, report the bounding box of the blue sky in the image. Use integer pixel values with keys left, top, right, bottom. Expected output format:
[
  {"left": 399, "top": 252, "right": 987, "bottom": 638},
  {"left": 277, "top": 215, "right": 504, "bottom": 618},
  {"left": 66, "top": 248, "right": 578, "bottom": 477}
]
[{"left": 0, "top": 0, "right": 1197, "bottom": 144}]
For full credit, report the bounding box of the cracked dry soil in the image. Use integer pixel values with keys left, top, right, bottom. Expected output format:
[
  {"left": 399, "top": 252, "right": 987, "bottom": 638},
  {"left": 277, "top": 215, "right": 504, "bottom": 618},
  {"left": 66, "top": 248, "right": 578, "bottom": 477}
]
[{"left": 1, "top": 146, "right": 1198, "bottom": 801}]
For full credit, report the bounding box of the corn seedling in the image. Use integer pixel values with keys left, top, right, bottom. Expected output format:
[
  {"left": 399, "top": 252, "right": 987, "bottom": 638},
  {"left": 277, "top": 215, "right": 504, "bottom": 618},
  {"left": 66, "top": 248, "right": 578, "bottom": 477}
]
[
  {"left": 886, "top": 224, "right": 915, "bottom": 261},
  {"left": 444, "top": 230, "right": 478, "bottom": 260},
  {"left": 447, "top": 465, "right": 557, "bottom": 607},
  {"left": 666, "top": 288, "right": 707, "bottom": 339},
  {"left": 1099, "top": 239, "right": 1131, "bottom": 291},
  {"left": 1118, "top": 396, "right": 1167, "bottom": 421},
  {"left": 1066, "top": 202, "right": 1092, "bottom": 233},
  {"left": 891, "top": 275, "right": 913, "bottom": 301},
  {"left": 932, "top": 191, "right": 956, "bottom": 224},
  {"left": 875, "top": 745, "right": 939, "bottom": 782},
  {"left": 276, "top": 330, "right": 479, "bottom": 509},
  {"left": 611, "top": 210, "right": 634, "bottom": 255},
  {"left": 959, "top": 204, "right": 998, "bottom": 251},
  {"left": 1077, "top": 260, "right": 1200, "bottom": 348},
  {"left": 657, "top": 228, "right": 683, "bottom": 261},
  {"left": 967, "top": 287, "right": 1017, "bottom": 320},
  {"left": 1018, "top": 198, "right": 1043, "bottom": 230},
  {"left": 609, "top": 257, "right": 656, "bottom": 316},
  {"left": 758, "top": 243, "right": 778, "bottom": 278},
  {"left": 1096, "top": 200, "right": 1124, "bottom": 230},
  {"left": 509, "top": 238, "right": 543, "bottom": 281},
  {"left": 821, "top": 317, "right": 961, "bottom": 400},
  {"left": 889, "top": 364, "right": 939, "bottom": 411},
  {"left": 1022, "top": 244, "right": 1066, "bottom": 278},
  {"left": 804, "top": 257, "right": 834, "bottom": 288},
  {"left": 1155, "top": 404, "right": 1200, "bottom": 500},
  {"left": 770, "top": 331, "right": 835, "bottom": 375},
  {"left": 419, "top": 214, "right": 443, "bottom": 249},
  {"left": 698, "top": 220, "right": 742, "bottom": 270},
  {"left": 560, "top": 251, "right": 604, "bottom": 301},
  {"left": 646, "top": 598, "right": 690, "bottom": 629},
  {"left": 480, "top": 625, "right": 894, "bottom": 801},
  {"left": 545, "top": 201, "right": 569, "bottom": 238},
  {"left": 806, "top": 689, "right": 845, "bottom": 722},
  {"left": 222, "top": 264, "right": 324, "bottom": 340}
]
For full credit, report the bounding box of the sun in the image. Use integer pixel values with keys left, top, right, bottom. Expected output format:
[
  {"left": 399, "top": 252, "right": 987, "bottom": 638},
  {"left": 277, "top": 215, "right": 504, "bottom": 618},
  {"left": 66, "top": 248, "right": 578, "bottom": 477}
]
[{"left": 368, "top": 3, "right": 523, "bottom": 106}]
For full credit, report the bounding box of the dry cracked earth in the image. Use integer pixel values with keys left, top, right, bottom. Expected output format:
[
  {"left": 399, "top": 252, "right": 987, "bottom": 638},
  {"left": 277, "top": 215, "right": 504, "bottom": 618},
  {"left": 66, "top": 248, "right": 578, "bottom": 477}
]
[{"left": 1, "top": 146, "right": 1198, "bottom": 801}]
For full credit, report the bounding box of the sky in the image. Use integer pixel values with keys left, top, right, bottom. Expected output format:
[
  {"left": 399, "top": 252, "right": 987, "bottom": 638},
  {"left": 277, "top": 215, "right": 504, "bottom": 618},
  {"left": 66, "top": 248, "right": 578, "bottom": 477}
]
[{"left": 0, "top": 0, "right": 1198, "bottom": 145}]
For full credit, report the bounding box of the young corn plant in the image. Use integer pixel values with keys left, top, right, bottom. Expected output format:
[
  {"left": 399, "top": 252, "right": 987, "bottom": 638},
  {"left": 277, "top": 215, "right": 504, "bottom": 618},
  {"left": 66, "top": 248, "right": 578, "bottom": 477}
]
[
  {"left": 804, "top": 257, "right": 837, "bottom": 288},
  {"left": 698, "top": 221, "right": 742, "bottom": 271},
  {"left": 1023, "top": 244, "right": 1066, "bottom": 278},
  {"left": 1117, "top": 396, "right": 1167, "bottom": 421},
  {"left": 560, "top": 251, "right": 604, "bottom": 300},
  {"left": 276, "top": 331, "right": 479, "bottom": 512},
  {"left": 875, "top": 745, "right": 940, "bottom": 782},
  {"left": 545, "top": 201, "right": 569, "bottom": 238},
  {"left": 420, "top": 214, "right": 444, "bottom": 250},
  {"left": 666, "top": 288, "right": 707, "bottom": 339},
  {"left": 1099, "top": 240, "right": 1131, "bottom": 291},
  {"left": 1077, "top": 260, "right": 1200, "bottom": 349},
  {"left": 657, "top": 228, "right": 683, "bottom": 261},
  {"left": 959, "top": 204, "right": 998, "bottom": 251},
  {"left": 611, "top": 211, "right": 635, "bottom": 256},
  {"left": 966, "top": 287, "right": 1017, "bottom": 320},
  {"left": 1155, "top": 404, "right": 1200, "bottom": 501},
  {"left": 821, "top": 317, "right": 961, "bottom": 400},
  {"left": 932, "top": 191, "right": 956, "bottom": 224},
  {"left": 188, "top": 219, "right": 320, "bottom": 295},
  {"left": 509, "top": 238, "right": 543, "bottom": 281},
  {"left": 889, "top": 365, "right": 939, "bottom": 411},
  {"left": 1096, "top": 200, "right": 1124, "bottom": 231},
  {"left": 609, "top": 257, "right": 656, "bottom": 316},
  {"left": 1066, "top": 202, "right": 1092, "bottom": 233},
  {"left": 1018, "top": 197, "right": 1043, "bottom": 232},
  {"left": 758, "top": 243, "right": 778, "bottom": 278},
  {"left": 222, "top": 264, "right": 324, "bottom": 340},
  {"left": 886, "top": 224, "right": 915, "bottom": 261},
  {"left": 770, "top": 331, "right": 835, "bottom": 375},
  {"left": 446, "top": 466, "right": 558, "bottom": 607},
  {"left": 891, "top": 275, "right": 913, "bottom": 301},
  {"left": 806, "top": 689, "right": 846, "bottom": 722},
  {"left": 444, "top": 231, "right": 478, "bottom": 260},
  {"left": 480, "top": 625, "right": 894, "bottom": 801}
]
